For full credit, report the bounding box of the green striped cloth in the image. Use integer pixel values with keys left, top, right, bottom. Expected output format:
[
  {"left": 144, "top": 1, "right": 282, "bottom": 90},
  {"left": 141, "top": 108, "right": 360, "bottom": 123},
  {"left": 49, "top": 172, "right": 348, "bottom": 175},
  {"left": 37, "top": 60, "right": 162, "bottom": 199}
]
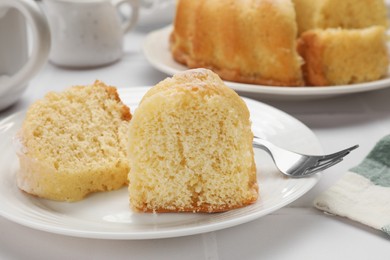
[{"left": 314, "top": 135, "right": 390, "bottom": 235}]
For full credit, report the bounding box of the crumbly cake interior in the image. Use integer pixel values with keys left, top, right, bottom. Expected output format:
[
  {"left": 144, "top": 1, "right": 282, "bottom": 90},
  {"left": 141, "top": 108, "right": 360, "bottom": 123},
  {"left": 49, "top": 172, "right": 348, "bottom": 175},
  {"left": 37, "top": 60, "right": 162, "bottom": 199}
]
[
  {"left": 17, "top": 81, "right": 131, "bottom": 201},
  {"left": 298, "top": 26, "right": 389, "bottom": 86}
]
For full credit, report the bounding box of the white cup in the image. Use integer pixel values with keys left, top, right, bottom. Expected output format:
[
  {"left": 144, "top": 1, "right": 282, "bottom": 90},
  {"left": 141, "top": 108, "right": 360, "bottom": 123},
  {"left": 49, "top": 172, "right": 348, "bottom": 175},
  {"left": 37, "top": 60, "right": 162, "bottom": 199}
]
[
  {"left": 43, "top": 0, "right": 139, "bottom": 68},
  {"left": 0, "top": 0, "right": 50, "bottom": 110}
]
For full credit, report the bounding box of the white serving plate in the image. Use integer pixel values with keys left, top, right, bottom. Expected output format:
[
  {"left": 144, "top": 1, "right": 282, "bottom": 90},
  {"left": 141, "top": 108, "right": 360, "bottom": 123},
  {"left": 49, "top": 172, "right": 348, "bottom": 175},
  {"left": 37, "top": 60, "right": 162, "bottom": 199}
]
[{"left": 0, "top": 87, "right": 321, "bottom": 239}]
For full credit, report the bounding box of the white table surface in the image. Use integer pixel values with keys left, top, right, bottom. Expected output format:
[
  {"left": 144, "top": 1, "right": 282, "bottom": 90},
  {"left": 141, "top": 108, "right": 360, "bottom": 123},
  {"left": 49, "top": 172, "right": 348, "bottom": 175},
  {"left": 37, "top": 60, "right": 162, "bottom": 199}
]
[{"left": 1, "top": 23, "right": 390, "bottom": 260}]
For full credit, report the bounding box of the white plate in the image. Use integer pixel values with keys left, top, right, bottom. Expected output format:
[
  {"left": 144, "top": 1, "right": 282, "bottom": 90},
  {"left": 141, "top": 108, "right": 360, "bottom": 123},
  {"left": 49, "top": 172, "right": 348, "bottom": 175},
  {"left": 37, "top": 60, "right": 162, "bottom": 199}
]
[
  {"left": 0, "top": 87, "right": 321, "bottom": 240},
  {"left": 143, "top": 26, "right": 390, "bottom": 100}
]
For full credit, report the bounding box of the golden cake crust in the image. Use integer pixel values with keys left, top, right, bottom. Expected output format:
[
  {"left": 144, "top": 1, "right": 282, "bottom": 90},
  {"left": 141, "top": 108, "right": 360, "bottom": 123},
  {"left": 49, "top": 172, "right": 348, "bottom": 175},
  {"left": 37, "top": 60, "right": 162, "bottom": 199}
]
[
  {"left": 293, "top": 0, "right": 388, "bottom": 35},
  {"left": 170, "top": 0, "right": 304, "bottom": 86}
]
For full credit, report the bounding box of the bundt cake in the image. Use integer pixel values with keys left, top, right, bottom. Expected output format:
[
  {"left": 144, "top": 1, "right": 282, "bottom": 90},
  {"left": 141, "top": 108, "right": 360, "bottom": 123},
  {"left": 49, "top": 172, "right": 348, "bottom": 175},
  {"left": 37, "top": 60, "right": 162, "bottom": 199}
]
[
  {"left": 297, "top": 26, "right": 389, "bottom": 86},
  {"left": 128, "top": 69, "right": 258, "bottom": 213},
  {"left": 293, "top": 0, "right": 388, "bottom": 35},
  {"left": 16, "top": 80, "right": 131, "bottom": 202},
  {"left": 170, "top": 0, "right": 304, "bottom": 86}
]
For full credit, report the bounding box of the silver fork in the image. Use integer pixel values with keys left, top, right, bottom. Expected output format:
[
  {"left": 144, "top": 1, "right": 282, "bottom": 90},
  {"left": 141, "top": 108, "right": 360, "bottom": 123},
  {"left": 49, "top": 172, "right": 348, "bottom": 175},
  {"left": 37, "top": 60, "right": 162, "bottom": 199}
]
[{"left": 253, "top": 137, "right": 359, "bottom": 178}]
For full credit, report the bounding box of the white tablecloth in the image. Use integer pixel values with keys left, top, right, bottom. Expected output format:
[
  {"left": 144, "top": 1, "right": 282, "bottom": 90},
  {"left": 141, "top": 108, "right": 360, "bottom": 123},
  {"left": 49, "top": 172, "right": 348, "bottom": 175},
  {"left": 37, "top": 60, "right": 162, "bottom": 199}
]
[{"left": 1, "top": 26, "right": 389, "bottom": 260}]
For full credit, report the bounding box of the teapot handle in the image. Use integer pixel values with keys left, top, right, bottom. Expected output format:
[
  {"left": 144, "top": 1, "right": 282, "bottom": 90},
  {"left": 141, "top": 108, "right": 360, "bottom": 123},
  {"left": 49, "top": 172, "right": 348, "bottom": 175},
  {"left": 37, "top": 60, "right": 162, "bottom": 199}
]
[
  {"left": 0, "top": 0, "right": 50, "bottom": 96},
  {"left": 112, "top": 0, "right": 140, "bottom": 33}
]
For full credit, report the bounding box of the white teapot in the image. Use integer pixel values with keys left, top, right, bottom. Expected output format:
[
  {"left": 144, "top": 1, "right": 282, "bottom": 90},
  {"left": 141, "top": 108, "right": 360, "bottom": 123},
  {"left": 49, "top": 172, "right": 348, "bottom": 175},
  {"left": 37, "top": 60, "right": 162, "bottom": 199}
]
[
  {"left": 0, "top": 0, "right": 50, "bottom": 110},
  {"left": 42, "top": 0, "right": 139, "bottom": 68}
]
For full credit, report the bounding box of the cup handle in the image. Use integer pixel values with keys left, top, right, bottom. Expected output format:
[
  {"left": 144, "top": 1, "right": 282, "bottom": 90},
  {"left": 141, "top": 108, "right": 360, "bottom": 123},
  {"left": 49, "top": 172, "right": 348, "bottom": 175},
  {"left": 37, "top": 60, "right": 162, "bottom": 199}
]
[
  {"left": 112, "top": 0, "right": 140, "bottom": 33},
  {"left": 0, "top": 0, "right": 50, "bottom": 96}
]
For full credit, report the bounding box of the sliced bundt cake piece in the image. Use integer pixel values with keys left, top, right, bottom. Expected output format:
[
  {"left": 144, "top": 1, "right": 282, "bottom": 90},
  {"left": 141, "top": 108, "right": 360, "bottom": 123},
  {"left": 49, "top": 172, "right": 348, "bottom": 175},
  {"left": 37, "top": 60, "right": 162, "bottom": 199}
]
[
  {"left": 16, "top": 80, "right": 131, "bottom": 201},
  {"left": 128, "top": 69, "right": 258, "bottom": 213}
]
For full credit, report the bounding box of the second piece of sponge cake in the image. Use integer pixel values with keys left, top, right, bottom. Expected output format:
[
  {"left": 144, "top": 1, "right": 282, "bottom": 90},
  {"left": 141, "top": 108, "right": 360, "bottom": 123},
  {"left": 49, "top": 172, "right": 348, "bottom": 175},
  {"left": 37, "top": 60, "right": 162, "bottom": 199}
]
[{"left": 128, "top": 69, "right": 258, "bottom": 213}]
